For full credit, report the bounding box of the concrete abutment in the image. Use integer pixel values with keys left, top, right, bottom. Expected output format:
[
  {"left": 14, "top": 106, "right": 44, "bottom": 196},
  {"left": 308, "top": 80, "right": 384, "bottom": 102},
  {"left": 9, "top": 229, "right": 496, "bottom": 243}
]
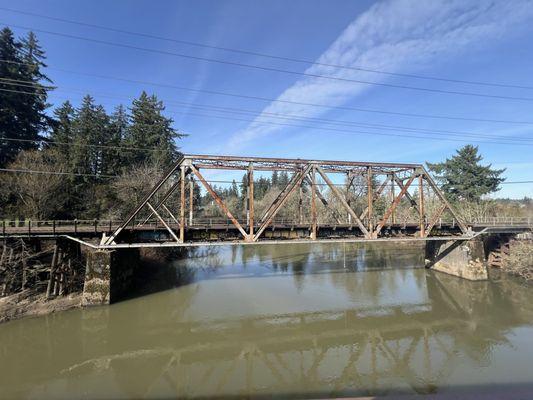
[
  {"left": 82, "top": 248, "right": 141, "bottom": 306},
  {"left": 425, "top": 239, "right": 488, "bottom": 281}
]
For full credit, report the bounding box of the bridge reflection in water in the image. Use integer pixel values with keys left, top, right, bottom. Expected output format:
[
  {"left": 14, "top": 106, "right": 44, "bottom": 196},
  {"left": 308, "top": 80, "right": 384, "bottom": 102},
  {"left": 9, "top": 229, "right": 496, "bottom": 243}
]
[{"left": 1, "top": 243, "right": 533, "bottom": 399}]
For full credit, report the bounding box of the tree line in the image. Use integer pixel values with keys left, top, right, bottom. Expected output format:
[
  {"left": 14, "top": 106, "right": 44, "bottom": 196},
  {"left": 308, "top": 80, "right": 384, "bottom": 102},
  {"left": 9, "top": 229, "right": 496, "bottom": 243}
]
[{"left": 0, "top": 27, "right": 183, "bottom": 219}]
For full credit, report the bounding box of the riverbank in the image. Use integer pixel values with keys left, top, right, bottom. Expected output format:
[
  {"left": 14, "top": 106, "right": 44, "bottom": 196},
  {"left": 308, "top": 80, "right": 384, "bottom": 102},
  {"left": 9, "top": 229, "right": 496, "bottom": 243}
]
[
  {"left": 500, "top": 240, "right": 533, "bottom": 282},
  {"left": 0, "top": 289, "right": 82, "bottom": 324}
]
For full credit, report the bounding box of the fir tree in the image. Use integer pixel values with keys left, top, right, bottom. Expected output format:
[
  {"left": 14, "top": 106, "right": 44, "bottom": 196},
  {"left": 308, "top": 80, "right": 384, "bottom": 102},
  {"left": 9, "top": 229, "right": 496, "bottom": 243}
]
[
  {"left": 105, "top": 104, "right": 129, "bottom": 174},
  {"left": 272, "top": 170, "right": 279, "bottom": 187},
  {"left": 0, "top": 28, "right": 29, "bottom": 165},
  {"left": 229, "top": 180, "right": 239, "bottom": 197},
  {"left": 49, "top": 100, "right": 75, "bottom": 155},
  {"left": 278, "top": 171, "right": 290, "bottom": 187},
  {"left": 427, "top": 145, "right": 506, "bottom": 202},
  {"left": 127, "top": 91, "right": 182, "bottom": 166},
  {"left": 240, "top": 173, "right": 248, "bottom": 200},
  {"left": 0, "top": 29, "right": 52, "bottom": 166}
]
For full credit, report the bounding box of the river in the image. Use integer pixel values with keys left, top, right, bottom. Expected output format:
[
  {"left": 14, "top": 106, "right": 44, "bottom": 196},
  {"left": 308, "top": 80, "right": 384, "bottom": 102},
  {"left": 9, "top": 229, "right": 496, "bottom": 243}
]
[{"left": 1, "top": 242, "right": 533, "bottom": 399}]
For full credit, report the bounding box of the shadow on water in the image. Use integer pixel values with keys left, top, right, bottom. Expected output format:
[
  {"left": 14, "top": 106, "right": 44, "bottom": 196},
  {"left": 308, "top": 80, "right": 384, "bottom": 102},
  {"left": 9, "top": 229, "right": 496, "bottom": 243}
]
[
  {"left": 1, "top": 242, "right": 533, "bottom": 399},
  {"left": 127, "top": 241, "right": 426, "bottom": 300}
]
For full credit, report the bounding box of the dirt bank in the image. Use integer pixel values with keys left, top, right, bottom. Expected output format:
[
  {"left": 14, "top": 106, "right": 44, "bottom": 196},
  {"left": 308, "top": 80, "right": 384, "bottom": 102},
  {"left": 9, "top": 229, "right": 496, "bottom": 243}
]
[
  {"left": 500, "top": 240, "right": 533, "bottom": 282},
  {"left": 0, "top": 290, "right": 82, "bottom": 324}
]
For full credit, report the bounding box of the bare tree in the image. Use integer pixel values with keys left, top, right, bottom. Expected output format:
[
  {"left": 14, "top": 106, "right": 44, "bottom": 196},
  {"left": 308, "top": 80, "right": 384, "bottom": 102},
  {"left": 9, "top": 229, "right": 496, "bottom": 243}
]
[
  {"left": 110, "top": 161, "right": 166, "bottom": 219},
  {"left": 3, "top": 150, "right": 67, "bottom": 219}
]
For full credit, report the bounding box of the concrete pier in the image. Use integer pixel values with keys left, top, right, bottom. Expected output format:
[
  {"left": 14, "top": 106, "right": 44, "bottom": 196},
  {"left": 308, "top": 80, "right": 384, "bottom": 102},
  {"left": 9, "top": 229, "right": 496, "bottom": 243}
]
[
  {"left": 82, "top": 248, "right": 140, "bottom": 306},
  {"left": 425, "top": 239, "right": 488, "bottom": 281}
]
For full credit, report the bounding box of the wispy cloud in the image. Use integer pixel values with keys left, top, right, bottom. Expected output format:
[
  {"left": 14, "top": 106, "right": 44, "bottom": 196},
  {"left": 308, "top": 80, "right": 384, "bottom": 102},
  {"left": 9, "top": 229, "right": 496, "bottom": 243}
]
[{"left": 223, "top": 0, "right": 533, "bottom": 152}]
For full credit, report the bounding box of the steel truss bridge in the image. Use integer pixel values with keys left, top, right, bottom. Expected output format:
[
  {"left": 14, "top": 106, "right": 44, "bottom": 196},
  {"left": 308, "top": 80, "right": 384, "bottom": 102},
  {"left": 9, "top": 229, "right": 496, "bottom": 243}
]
[
  {"left": 2, "top": 154, "right": 531, "bottom": 248},
  {"left": 106, "top": 154, "right": 468, "bottom": 247}
]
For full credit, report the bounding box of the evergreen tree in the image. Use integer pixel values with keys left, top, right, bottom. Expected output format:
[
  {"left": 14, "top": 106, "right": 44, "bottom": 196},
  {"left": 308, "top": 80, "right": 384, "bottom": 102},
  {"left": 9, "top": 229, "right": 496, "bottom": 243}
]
[
  {"left": 272, "top": 170, "right": 279, "bottom": 187},
  {"left": 1, "top": 30, "right": 52, "bottom": 166},
  {"left": 127, "top": 91, "right": 182, "bottom": 166},
  {"left": 0, "top": 27, "right": 23, "bottom": 166},
  {"left": 229, "top": 180, "right": 239, "bottom": 197},
  {"left": 278, "top": 171, "right": 290, "bottom": 187},
  {"left": 0, "top": 29, "right": 52, "bottom": 166},
  {"left": 70, "top": 95, "right": 98, "bottom": 177},
  {"left": 427, "top": 145, "right": 505, "bottom": 202},
  {"left": 240, "top": 173, "right": 248, "bottom": 200},
  {"left": 49, "top": 100, "right": 75, "bottom": 155},
  {"left": 0, "top": 29, "right": 29, "bottom": 165},
  {"left": 105, "top": 104, "right": 129, "bottom": 174}
]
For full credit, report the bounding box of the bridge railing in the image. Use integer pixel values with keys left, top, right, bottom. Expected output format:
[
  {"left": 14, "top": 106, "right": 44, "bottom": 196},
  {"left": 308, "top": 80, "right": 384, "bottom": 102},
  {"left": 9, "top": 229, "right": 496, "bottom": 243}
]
[
  {"left": 2, "top": 215, "right": 531, "bottom": 236},
  {"left": 468, "top": 217, "right": 532, "bottom": 226}
]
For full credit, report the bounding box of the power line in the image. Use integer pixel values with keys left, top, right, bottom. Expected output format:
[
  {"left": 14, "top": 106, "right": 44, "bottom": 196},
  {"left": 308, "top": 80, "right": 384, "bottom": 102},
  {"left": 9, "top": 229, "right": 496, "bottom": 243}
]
[
  {"left": 2, "top": 86, "right": 532, "bottom": 147},
  {"left": 0, "top": 167, "right": 117, "bottom": 178},
  {"left": 2, "top": 6, "right": 533, "bottom": 91},
  {"left": 171, "top": 110, "right": 533, "bottom": 146},
  {"left": 1, "top": 167, "right": 531, "bottom": 186},
  {"left": 3, "top": 77, "right": 533, "bottom": 143},
  {"left": 0, "top": 76, "right": 55, "bottom": 90},
  {"left": 3, "top": 58, "right": 533, "bottom": 125},
  {"left": 4, "top": 23, "right": 533, "bottom": 102},
  {"left": 0, "top": 137, "right": 167, "bottom": 152},
  {"left": 165, "top": 102, "right": 533, "bottom": 143}
]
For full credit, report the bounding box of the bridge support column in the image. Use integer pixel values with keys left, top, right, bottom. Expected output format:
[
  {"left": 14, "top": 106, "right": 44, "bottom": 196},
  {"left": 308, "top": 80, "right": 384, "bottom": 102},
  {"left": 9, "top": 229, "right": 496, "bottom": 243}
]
[
  {"left": 82, "top": 248, "right": 140, "bottom": 306},
  {"left": 425, "top": 239, "right": 488, "bottom": 281}
]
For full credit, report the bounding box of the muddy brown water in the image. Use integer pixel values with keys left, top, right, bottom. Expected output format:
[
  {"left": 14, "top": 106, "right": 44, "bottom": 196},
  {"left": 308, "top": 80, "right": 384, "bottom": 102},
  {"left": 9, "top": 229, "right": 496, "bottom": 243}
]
[{"left": 1, "top": 242, "right": 533, "bottom": 399}]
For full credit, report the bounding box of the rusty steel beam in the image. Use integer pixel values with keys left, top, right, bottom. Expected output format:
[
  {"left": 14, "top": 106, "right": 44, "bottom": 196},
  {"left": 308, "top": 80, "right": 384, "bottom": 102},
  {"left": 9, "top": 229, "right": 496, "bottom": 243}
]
[
  {"left": 254, "top": 166, "right": 312, "bottom": 241},
  {"left": 180, "top": 166, "right": 186, "bottom": 241},
  {"left": 374, "top": 173, "right": 417, "bottom": 237},
  {"left": 390, "top": 173, "right": 396, "bottom": 224},
  {"left": 303, "top": 176, "right": 342, "bottom": 224},
  {"left": 162, "top": 204, "right": 180, "bottom": 225},
  {"left": 147, "top": 202, "right": 180, "bottom": 243},
  {"left": 185, "top": 154, "right": 421, "bottom": 170},
  {"left": 248, "top": 163, "right": 254, "bottom": 239},
  {"left": 421, "top": 167, "right": 468, "bottom": 234},
  {"left": 425, "top": 204, "right": 447, "bottom": 237},
  {"left": 346, "top": 172, "right": 353, "bottom": 224},
  {"left": 393, "top": 175, "right": 421, "bottom": 214},
  {"left": 360, "top": 175, "right": 391, "bottom": 221},
  {"left": 189, "top": 177, "right": 194, "bottom": 226},
  {"left": 298, "top": 184, "right": 303, "bottom": 224},
  {"left": 419, "top": 175, "right": 425, "bottom": 237},
  {"left": 190, "top": 165, "right": 249, "bottom": 240},
  {"left": 367, "top": 167, "right": 373, "bottom": 235},
  {"left": 104, "top": 155, "right": 184, "bottom": 244},
  {"left": 315, "top": 166, "right": 369, "bottom": 237},
  {"left": 310, "top": 166, "right": 317, "bottom": 239},
  {"left": 140, "top": 180, "right": 180, "bottom": 226}
]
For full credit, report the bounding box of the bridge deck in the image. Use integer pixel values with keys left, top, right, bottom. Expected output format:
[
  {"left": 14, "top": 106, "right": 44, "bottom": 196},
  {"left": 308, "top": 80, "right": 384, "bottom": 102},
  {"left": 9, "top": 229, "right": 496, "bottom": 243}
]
[
  {"left": 2, "top": 219, "right": 530, "bottom": 250},
  {"left": 2, "top": 220, "right": 463, "bottom": 236}
]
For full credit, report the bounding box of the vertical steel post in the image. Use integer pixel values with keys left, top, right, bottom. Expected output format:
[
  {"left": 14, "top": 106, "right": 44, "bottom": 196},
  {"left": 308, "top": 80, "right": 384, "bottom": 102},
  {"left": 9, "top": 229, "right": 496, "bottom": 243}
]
[
  {"left": 310, "top": 165, "right": 317, "bottom": 239},
  {"left": 390, "top": 173, "right": 396, "bottom": 225},
  {"left": 298, "top": 184, "right": 303, "bottom": 224},
  {"left": 245, "top": 175, "right": 250, "bottom": 226},
  {"left": 189, "top": 177, "right": 194, "bottom": 226},
  {"left": 419, "top": 173, "right": 425, "bottom": 237},
  {"left": 248, "top": 163, "right": 254, "bottom": 240},
  {"left": 367, "top": 167, "right": 373, "bottom": 235},
  {"left": 179, "top": 166, "right": 185, "bottom": 242},
  {"left": 346, "top": 172, "right": 352, "bottom": 225}
]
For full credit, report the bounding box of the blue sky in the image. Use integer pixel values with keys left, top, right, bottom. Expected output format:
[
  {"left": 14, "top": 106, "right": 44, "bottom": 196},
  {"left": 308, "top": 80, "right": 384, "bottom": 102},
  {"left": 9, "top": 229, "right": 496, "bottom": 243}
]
[{"left": 2, "top": 0, "right": 533, "bottom": 198}]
